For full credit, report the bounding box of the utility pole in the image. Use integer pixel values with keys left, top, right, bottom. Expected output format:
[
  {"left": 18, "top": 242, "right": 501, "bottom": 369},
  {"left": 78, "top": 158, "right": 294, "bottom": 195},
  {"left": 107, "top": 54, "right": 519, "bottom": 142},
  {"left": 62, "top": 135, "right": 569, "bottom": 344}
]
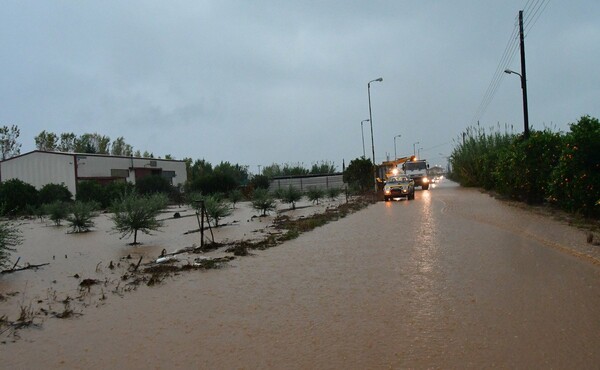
[{"left": 519, "top": 10, "right": 530, "bottom": 139}]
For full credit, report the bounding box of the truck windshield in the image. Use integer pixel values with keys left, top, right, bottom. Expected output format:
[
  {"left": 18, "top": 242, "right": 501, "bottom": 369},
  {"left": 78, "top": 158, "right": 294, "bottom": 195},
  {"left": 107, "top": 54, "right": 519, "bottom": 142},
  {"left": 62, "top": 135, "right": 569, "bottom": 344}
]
[{"left": 405, "top": 162, "right": 427, "bottom": 171}]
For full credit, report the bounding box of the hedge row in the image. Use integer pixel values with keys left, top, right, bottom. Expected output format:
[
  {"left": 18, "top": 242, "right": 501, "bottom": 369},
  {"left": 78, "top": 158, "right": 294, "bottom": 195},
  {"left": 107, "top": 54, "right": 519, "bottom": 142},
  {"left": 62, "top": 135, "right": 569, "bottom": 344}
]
[{"left": 449, "top": 116, "right": 599, "bottom": 218}]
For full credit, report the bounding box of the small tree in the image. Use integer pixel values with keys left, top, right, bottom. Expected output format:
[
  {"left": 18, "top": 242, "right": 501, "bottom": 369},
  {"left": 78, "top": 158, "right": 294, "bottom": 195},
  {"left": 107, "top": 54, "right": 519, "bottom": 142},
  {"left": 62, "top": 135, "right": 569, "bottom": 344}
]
[
  {"left": 0, "top": 124, "right": 21, "bottom": 160},
  {"left": 327, "top": 187, "right": 342, "bottom": 201},
  {"left": 306, "top": 187, "right": 325, "bottom": 205},
  {"left": 110, "top": 193, "right": 167, "bottom": 244},
  {"left": 281, "top": 185, "right": 303, "bottom": 210},
  {"left": 204, "top": 195, "right": 232, "bottom": 227},
  {"left": 228, "top": 189, "right": 244, "bottom": 209},
  {"left": 44, "top": 201, "right": 69, "bottom": 226},
  {"left": 67, "top": 202, "right": 98, "bottom": 233},
  {"left": 0, "top": 221, "right": 22, "bottom": 268},
  {"left": 251, "top": 188, "right": 276, "bottom": 216}
]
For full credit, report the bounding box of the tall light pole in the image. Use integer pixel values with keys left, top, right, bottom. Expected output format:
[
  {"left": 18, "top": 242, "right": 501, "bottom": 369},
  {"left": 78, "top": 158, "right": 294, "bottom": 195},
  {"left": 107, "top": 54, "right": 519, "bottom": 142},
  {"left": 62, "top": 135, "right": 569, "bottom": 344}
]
[
  {"left": 418, "top": 147, "right": 423, "bottom": 158},
  {"left": 504, "top": 10, "right": 529, "bottom": 139},
  {"left": 413, "top": 141, "right": 420, "bottom": 157},
  {"left": 368, "top": 77, "right": 383, "bottom": 193},
  {"left": 360, "top": 119, "right": 370, "bottom": 158},
  {"left": 504, "top": 68, "right": 530, "bottom": 139},
  {"left": 394, "top": 134, "right": 401, "bottom": 160}
]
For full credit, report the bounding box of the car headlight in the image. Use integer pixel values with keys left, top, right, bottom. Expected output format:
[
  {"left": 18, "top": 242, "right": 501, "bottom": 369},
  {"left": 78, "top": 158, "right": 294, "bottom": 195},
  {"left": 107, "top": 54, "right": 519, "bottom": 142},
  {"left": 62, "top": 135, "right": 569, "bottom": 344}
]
[
  {"left": 422, "top": 177, "right": 429, "bottom": 183},
  {"left": 384, "top": 189, "right": 391, "bottom": 194}
]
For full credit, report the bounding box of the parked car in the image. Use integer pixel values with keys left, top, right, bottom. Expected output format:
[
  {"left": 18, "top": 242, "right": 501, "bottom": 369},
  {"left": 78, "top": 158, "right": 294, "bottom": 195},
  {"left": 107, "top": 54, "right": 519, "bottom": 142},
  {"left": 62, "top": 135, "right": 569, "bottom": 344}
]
[{"left": 383, "top": 176, "right": 415, "bottom": 201}]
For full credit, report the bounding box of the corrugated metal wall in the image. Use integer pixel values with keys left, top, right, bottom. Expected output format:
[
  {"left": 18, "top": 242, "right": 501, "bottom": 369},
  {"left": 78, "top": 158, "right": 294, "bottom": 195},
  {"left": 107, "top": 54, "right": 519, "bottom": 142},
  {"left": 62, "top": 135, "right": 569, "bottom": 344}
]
[{"left": 0, "top": 152, "right": 77, "bottom": 195}]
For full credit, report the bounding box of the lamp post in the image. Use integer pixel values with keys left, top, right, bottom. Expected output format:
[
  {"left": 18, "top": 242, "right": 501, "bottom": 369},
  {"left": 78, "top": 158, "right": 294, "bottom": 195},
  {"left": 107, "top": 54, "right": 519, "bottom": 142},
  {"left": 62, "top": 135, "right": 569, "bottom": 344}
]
[
  {"left": 360, "top": 119, "right": 370, "bottom": 158},
  {"left": 368, "top": 77, "right": 383, "bottom": 194},
  {"left": 413, "top": 141, "right": 420, "bottom": 157},
  {"left": 504, "top": 68, "right": 530, "bottom": 139},
  {"left": 394, "top": 134, "right": 401, "bottom": 160},
  {"left": 418, "top": 147, "right": 423, "bottom": 158}
]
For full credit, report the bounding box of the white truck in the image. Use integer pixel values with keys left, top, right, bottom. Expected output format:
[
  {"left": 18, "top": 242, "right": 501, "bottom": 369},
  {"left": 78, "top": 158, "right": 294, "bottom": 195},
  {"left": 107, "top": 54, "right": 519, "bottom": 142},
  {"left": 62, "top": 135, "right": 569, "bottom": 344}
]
[{"left": 402, "top": 158, "right": 430, "bottom": 190}]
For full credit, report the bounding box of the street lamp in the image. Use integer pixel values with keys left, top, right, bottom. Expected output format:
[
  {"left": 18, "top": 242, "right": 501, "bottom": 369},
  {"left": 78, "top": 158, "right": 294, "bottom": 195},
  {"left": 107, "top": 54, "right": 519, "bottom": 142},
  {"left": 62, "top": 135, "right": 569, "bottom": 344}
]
[
  {"left": 360, "top": 119, "right": 370, "bottom": 158},
  {"left": 394, "top": 134, "right": 401, "bottom": 160},
  {"left": 368, "top": 77, "right": 383, "bottom": 193},
  {"left": 413, "top": 141, "right": 420, "bottom": 157},
  {"left": 504, "top": 68, "right": 530, "bottom": 138}
]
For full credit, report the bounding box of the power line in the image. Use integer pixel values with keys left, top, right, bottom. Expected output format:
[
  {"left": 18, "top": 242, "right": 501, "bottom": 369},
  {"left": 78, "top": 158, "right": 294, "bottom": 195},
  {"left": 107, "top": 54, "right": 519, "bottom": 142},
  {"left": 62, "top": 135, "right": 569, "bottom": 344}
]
[
  {"left": 470, "top": 19, "right": 520, "bottom": 125},
  {"left": 469, "top": 1, "right": 550, "bottom": 126}
]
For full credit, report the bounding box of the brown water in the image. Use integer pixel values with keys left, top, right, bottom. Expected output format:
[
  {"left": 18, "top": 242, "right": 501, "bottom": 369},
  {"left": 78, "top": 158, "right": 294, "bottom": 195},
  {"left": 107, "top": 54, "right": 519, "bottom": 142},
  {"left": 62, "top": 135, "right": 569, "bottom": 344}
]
[{"left": 2, "top": 181, "right": 599, "bottom": 368}]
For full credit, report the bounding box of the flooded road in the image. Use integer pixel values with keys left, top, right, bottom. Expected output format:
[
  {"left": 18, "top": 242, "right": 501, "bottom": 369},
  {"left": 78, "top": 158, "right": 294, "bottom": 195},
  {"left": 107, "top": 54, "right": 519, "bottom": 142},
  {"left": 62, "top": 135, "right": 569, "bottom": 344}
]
[{"left": 2, "top": 180, "right": 600, "bottom": 368}]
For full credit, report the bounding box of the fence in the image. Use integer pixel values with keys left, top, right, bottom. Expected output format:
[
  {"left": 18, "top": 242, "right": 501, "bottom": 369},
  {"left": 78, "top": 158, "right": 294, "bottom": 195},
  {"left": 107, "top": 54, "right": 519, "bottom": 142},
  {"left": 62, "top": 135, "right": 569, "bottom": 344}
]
[{"left": 268, "top": 173, "right": 345, "bottom": 192}]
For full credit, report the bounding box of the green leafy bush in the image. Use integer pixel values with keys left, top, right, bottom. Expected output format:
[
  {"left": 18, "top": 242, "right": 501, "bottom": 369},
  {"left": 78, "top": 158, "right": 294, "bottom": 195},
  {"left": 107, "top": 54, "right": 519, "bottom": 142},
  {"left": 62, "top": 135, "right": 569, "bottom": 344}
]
[
  {"left": 0, "top": 179, "right": 38, "bottom": 216},
  {"left": 306, "top": 187, "right": 325, "bottom": 205},
  {"left": 135, "top": 175, "right": 173, "bottom": 195},
  {"left": 77, "top": 180, "right": 134, "bottom": 209},
  {"left": 67, "top": 201, "right": 98, "bottom": 233},
  {"left": 44, "top": 201, "right": 69, "bottom": 226},
  {"left": 343, "top": 157, "right": 374, "bottom": 193},
  {"left": 280, "top": 185, "right": 303, "bottom": 210},
  {"left": 228, "top": 189, "right": 244, "bottom": 208},
  {"left": 494, "top": 129, "right": 563, "bottom": 203},
  {"left": 548, "top": 116, "right": 600, "bottom": 217},
  {"left": 204, "top": 194, "right": 232, "bottom": 227},
  {"left": 327, "top": 187, "right": 342, "bottom": 200},
  {"left": 251, "top": 188, "right": 276, "bottom": 216},
  {"left": 38, "top": 183, "right": 72, "bottom": 205}
]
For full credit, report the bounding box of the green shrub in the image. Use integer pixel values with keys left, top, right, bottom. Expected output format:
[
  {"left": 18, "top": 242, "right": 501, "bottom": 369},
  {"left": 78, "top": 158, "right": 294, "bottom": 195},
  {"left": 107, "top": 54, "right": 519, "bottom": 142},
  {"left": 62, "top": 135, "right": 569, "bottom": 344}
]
[
  {"left": 38, "top": 183, "right": 72, "bottom": 205},
  {"left": 228, "top": 189, "right": 244, "bottom": 208},
  {"left": 306, "top": 187, "right": 325, "bottom": 205},
  {"left": 251, "top": 188, "right": 276, "bottom": 216},
  {"left": 77, "top": 180, "right": 134, "bottom": 209},
  {"left": 204, "top": 195, "right": 232, "bottom": 227},
  {"left": 343, "top": 157, "right": 374, "bottom": 193},
  {"left": 548, "top": 116, "right": 600, "bottom": 217},
  {"left": 494, "top": 129, "right": 563, "bottom": 203},
  {"left": 327, "top": 187, "right": 342, "bottom": 200},
  {"left": 135, "top": 175, "right": 173, "bottom": 195},
  {"left": 249, "top": 174, "right": 270, "bottom": 189},
  {"left": 110, "top": 193, "right": 168, "bottom": 244},
  {"left": 0, "top": 179, "right": 38, "bottom": 216},
  {"left": 67, "top": 201, "right": 98, "bottom": 233},
  {"left": 280, "top": 185, "right": 303, "bottom": 210},
  {"left": 44, "top": 201, "right": 70, "bottom": 226}
]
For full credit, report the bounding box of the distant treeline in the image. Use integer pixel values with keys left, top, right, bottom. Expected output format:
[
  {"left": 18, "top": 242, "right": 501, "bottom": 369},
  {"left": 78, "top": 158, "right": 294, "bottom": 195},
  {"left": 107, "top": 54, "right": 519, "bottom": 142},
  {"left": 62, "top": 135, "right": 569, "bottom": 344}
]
[{"left": 449, "top": 115, "right": 599, "bottom": 218}]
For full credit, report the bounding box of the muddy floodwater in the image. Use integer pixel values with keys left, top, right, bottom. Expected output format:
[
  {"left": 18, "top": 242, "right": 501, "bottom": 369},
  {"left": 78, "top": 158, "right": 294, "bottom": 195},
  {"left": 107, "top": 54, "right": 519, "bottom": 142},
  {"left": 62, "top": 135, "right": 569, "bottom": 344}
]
[{"left": 2, "top": 180, "right": 600, "bottom": 368}]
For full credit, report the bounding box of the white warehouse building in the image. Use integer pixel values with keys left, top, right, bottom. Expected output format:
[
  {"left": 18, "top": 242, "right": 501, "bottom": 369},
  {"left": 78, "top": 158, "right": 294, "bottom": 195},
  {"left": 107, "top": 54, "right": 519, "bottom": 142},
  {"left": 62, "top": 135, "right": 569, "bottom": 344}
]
[{"left": 0, "top": 151, "right": 187, "bottom": 196}]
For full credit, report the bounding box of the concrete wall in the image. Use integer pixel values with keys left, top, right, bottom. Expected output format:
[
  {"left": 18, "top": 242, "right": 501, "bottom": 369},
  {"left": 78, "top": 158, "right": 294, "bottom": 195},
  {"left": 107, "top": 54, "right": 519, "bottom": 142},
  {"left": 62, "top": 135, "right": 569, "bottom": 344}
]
[
  {"left": 269, "top": 173, "right": 345, "bottom": 192},
  {"left": 0, "top": 151, "right": 77, "bottom": 195}
]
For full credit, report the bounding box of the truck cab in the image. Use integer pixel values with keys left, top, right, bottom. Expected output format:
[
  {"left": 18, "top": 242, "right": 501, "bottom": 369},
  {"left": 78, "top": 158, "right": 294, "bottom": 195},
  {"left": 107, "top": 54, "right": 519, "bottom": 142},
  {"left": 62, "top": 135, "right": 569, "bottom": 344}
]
[{"left": 402, "top": 158, "right": 430, "bottom": 190}]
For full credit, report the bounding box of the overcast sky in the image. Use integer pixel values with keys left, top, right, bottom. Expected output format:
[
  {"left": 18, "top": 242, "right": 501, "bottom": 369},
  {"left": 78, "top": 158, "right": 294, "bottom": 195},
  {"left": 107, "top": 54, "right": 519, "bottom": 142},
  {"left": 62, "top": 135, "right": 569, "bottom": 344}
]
[{"left": 1, "top": 1, "right": 598, "bottom": 172}]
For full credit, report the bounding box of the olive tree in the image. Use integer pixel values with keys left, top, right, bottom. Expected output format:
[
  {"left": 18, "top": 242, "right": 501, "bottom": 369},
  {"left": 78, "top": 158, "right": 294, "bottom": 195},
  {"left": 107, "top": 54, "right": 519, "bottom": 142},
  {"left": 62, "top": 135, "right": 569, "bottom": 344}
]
[
  {"left": 204, "top": 195, "right": 232, "bottom": 227},
  {"left": 251, "top": 188, "right": 276, "bottom": 216},
  {"left": 110, "top": 193, "right": 167, "bottom": 245},
  {"left": 281, "top": 185, "right": 303, "bottom": 210}
]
